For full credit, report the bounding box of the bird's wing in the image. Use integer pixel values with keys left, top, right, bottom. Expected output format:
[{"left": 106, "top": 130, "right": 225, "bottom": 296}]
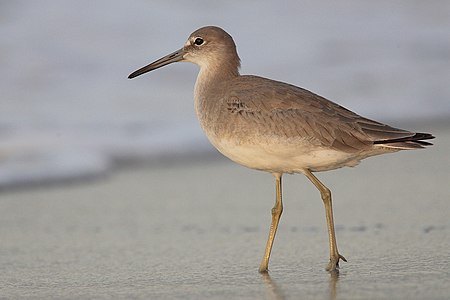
[{"left": 225, "top": 76, "right": 415, "bottom": 152}]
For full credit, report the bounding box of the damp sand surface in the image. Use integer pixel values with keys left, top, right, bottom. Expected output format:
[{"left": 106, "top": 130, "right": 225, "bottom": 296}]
[{"left": 0, "top": 125, "right": 449, "bottom": 299}]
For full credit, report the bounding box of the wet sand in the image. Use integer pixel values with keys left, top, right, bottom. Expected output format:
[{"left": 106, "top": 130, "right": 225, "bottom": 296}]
[{"left": 1, "top": 124, "right": 449, "bottom": 299}]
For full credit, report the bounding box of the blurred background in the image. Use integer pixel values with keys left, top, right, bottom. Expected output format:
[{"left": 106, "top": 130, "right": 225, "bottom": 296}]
[{"left": 1, "top": 0, "right": 449, "bottom": 189}]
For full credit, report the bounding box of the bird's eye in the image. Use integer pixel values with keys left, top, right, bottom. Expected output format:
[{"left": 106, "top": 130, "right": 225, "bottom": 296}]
[{"left": 194, "top": 38, "right": 204, "bottom": 46}]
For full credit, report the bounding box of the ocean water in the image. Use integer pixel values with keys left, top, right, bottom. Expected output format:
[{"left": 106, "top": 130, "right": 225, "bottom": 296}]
[{"left": 1, "top": 0, "right": 449, "bottom": 188}]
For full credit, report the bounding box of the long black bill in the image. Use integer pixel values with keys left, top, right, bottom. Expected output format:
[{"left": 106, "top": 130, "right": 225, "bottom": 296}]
[{"left": 128, "top": 48, "right": 185, "bottom": 79}]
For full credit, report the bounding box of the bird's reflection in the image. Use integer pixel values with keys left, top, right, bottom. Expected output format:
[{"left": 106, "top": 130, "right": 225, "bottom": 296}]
[
  {"left": 261, "top": 269, "right": 341, "bottom": 300},
  {"left": 261, "top": 273, "right": 286, "bottom": 300},
  {"left": 329, "top": 270, "right": 340, "bottom": 300}
]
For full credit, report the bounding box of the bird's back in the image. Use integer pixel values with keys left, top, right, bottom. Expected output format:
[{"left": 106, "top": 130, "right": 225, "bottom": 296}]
[{"left": 198, "top": 75, "right": 432, "bottom": 151}]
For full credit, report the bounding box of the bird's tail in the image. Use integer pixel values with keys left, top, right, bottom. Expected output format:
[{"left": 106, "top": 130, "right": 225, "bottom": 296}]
[{"left": 373, "top": 132, "right": 435, "bottom": 149}]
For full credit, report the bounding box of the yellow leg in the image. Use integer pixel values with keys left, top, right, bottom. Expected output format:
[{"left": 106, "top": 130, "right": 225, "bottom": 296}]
[
  {"left": 303, "top": 169, "right": 347, "bottom": 271},
  {"left": 259, "top": 173, "right": 283, "bottom": 273}
]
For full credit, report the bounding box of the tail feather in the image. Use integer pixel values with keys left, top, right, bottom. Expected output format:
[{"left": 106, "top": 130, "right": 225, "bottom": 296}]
[{"left": 374, "top": 132, "right": 435, "bottom": 149}]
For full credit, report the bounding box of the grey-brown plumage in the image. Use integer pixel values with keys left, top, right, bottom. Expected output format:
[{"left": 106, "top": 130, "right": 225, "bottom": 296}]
[
  {"left": 226, "top": 76, "right": 433, "bottom": 150},
  {"left": 219, "top": 75, "right": 430, "bottom": 145},
  {"left": 128, "top": 26, "right": 434, "bottom": 273}
]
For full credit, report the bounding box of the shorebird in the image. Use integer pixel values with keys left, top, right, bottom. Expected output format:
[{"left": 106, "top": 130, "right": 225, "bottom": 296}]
[{"left": 128, "top": 26, "right": 434, "bottom": 273}]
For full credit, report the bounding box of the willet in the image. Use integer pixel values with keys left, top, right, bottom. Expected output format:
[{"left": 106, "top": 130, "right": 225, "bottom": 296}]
[{"left": 128, "top": 26, "right": 434, "bottom": 273}]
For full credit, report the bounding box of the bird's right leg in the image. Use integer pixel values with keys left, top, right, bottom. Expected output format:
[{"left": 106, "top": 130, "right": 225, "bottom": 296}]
[
  {"left": 259, "top": 173, "right": 283, "bottom": 273},
  {"left": 303, "top": 169, "right": 346, "bottom": 272}
]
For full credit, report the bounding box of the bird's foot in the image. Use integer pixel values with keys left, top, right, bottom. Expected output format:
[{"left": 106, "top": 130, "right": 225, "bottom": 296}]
[
  {"left": 326, "top": 253, "right": 347, "bottom": 272},
  {"left": 259, "top": 260, "right": 269, "bottom": 273}
]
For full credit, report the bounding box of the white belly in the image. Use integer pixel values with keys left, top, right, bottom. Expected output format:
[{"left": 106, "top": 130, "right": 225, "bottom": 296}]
[{"left": 209, "top": 136, "right": 361, "bottom": 173}]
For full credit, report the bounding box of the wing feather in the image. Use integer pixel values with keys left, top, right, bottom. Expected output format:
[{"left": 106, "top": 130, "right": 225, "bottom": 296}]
[{"left": 224, "top": 75, "right": 432, "bottom": 152}]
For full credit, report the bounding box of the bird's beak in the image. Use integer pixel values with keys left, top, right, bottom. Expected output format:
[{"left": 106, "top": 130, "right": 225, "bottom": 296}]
[{"left": 128, "top": 48, "right": 185, "bottom": 79}]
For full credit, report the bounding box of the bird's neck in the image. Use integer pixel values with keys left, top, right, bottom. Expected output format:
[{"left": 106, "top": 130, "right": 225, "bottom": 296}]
[{"left": 194, "top": 59, "right": 240, "bottom": 99}]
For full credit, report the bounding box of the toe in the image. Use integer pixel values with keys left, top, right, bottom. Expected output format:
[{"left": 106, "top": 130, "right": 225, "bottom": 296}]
[{"left": 326, "top": 253, "right": 347, "bottom": 271}]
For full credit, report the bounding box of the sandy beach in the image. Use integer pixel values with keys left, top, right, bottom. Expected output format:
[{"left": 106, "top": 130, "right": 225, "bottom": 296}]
[{"left": 1, "top": 123, "right": 449, "bottom": 299}]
